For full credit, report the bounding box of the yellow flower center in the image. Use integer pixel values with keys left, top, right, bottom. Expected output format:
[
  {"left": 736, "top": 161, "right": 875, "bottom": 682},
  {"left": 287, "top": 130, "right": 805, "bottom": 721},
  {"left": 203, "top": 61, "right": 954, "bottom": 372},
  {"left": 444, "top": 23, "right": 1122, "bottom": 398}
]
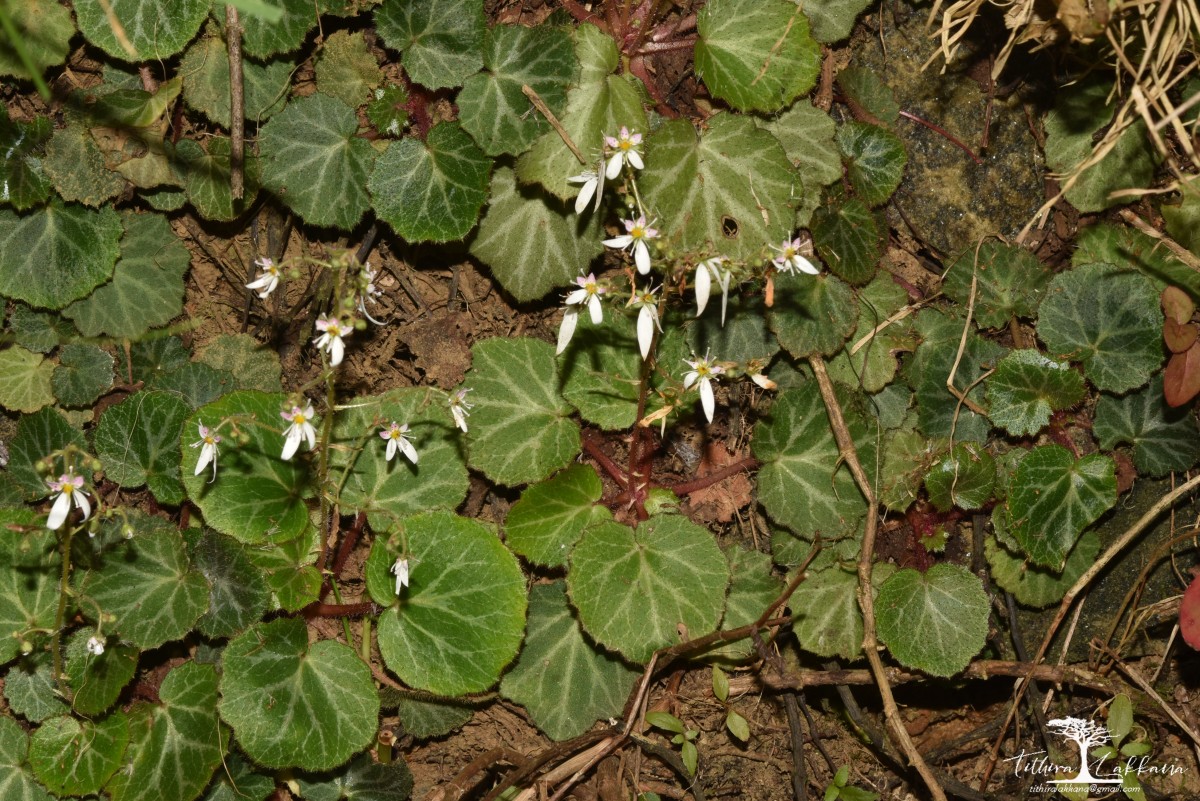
[
  {"left": 631, "top": 225, "right": 645, "bottom": 239},
  {"left": 620, "top": 140, "right": 632, "bottom": 151}
]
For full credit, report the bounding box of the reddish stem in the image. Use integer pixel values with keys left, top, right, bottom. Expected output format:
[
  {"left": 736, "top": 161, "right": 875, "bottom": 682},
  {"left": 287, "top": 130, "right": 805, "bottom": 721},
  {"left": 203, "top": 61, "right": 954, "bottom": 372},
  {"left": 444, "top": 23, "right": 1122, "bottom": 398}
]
[
  {"left": 651, "top": 12, "right": 697, "bottom": 42},
  {"left": 636, "top": 37, "right": 697, "bottom": 55},
  {"left": 582, "top": 434, "right": 630, "bottom": 488},
  {"left": 668, "top": 457, "right": 759, "bottom": 496},
  {"left": 561, "top": 0, "right": 602, "bottom": 25},
  {"left": 318, "top": 512, "right": 368, "bottom": 603},
  {"left": 898, "top": 109, "right": 983, "bottom": 165},
  {"left": 305, "top": 601, "right": 375, "bottom": 618}
]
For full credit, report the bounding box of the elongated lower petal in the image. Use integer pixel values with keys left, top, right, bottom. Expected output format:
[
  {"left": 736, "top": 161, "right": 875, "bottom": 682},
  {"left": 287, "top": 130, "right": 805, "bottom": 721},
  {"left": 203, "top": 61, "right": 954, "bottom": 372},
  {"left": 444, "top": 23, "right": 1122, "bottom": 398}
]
[
  {"left": 574, "top": 178, "right": 597, "bottom": 214},
  {"left": 695, "top": 263, "right": 712, "bottom": 317},
  {"left": 398, "top": 438, "right": 418, "bottom": 464},
  {"left": 281, "top": 428, "right": 303, "bottom": 460},
  {"left": 627, "top": 150, "right": 644, "bottom": 170},
  {"left": 75, "top": 491, "right": 91, "bottom": 522},
  {"left": 634, "top": 241, "right": 651, "bottom": 274},
  {"left": 195, "top": 444, "right": 213, "bottom": 476},
  {"left": 329, "top": 337, "right": 345, "bottom": 366},
  {"left": 700, "top": 378, "right": 716, "bottom": 423},
  {"left": 587, "top": 294, "right": 603, "bottom": 325},
  {"left": 47, "top": 491, "right": 72, "bottom": 530},
  {"left": 638, "top": 306, "right": 655, "bottom": 359},
  {"left": 605, "top": 152, "right": 624, "bottom": 180},
  {"left": 557, "top": 308, "right": 580, "bottom": 355}
]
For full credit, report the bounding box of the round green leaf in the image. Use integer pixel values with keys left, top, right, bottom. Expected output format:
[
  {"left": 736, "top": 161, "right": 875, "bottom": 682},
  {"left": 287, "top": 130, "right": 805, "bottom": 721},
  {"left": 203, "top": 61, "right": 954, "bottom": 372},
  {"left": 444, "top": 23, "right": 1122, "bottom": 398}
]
[
  {"left": 836, "top": 67, "right": 900, "bottom": 126},
  {"left": 639, "top": 114, "right": 796, "bottom": 261},
  {"left": 837, "top": 122, "right": 907, "bottom": 208},
  {"left": 568, "top": 516, "right": 730, "bottom": 663},
  {"left": 260, "top": 93, "right": 375, "bottom": 230},
  {"left": 201, "top": 753, "right": 276, "bottom": 801},
  {"left": 803, "top": 0, "right": 877, "bottom": 43},
  {"left": 7, "top": 303, "right": 74, "bottom": 354},
  {"left": 0, "top": 0, "right": 74, "bottom": 79},
  {"left": 95, "top": 390, "right": 191, "bottom": 504},
  {"left": 501, "top": 582, "right": 639, "bottom": 741},
  {"left": 560, "top": 323, "right": 642, "bottom": 430},
  {"left": 1037, "top": 263, "right": 1162, "bottom": 393},
  {"left": 792, "top": 563, "right": 864, "bottom": 659},
  {"left": 195, "top": 333, "right": 283, "bottom": 392},
  {"left": 74, "top": 0, "right": 210, "bottom": 61},
  {"left": 810, "top": 197, "right": 882, "bottom": 285},
  {"left": 6, "top": 407, "right": 88, "bottom": 499},
  {"left": 942, "top": 241, "right": 1053, "bottom": 330},
  {"left": 759, "top": 99, "right": 842, "bottom": 190},
  {"left": 465, "top": 337, "right": 580, "bottom": 486},
  {"left": 391, "top": 696, "right": 472, "bottom": 740},
  {"left": 1007, "top": 445, "right": 1116, "bottom": 570},
  {"left": 985, "top": 349, "right": 1086, "bottom": 437},
  {"left": 985, "top": 531, "right": 1099, "bottom": 609},
  {"left": 106, "top": 661, "right": 224, "bottom": 801},
  {"left": 470, "top": 166, "right": 604, "bottom": 302},
  {"left": 5, "top": 655, "right": 67, "bottom": 721},
  {"left": 237, "top": 0, "right": 320, "bottom": 58},
  {"left": 176, "top": 137, "right": 261, "bottom": 222},
  {"left": 371, "top": 512, "right": 527, "bottom": 696},
  {"left": 752, "top": 383, "right": 867, "bottom": 542},
  {"left": 694, "top": 0, "right": 819, "bottom": 112},
  {"left": 245, "top": 526, "right": 321, "bottom": 612},
  {"left": 179, "top": 28, "right": 292, "bottom": 127},
  {"left": 53, "top": 343, "right": 114, "bottom": 407},
  {"left": 374, "top": 0, "right": 484, "bottom": 90},
  {"left": 1094, "top": 374, "right": 1200, "bottom": 477},
  {"left": 0, "top": 200, "right": 122, "bottom": 309},
  {"left": 459, "top": 24, "right": 575, "bottom": 156},
  {"left": 181, "top": 390, "right": 313, "bottom": 544},
  {"left": 505, "top": 464, "right": 611, "bottom": 568},
  {"left": 0, "top": 346, "right": 55, "bottom": 413},
  {"left": 315, "top": 30, "right": 382, "bottom": 109},
  {"left": 296, "top": 753, "right": 415, "bottom": 801},
  {"left": 147, "top": 361, "right": 235, "bottom": 408},
  {"left": 876, "top": 563, "right": 989, "bottom": 677},
  {"left": 924, "top": 443, "right": 995, "bottom": 512},
  {"left": 826, "top": 275, "right": 915, "bottom": 392},
  {"left": 0, "top": 715, "right": 52, "bottom": 801},
  {"left": 191, "top": 529, "right": 270, "bottom": 639},
  {"left": 64, "top": 630, "right": 139, "bottom": 716},
  {"left": 219, "top": 617, "right": 379, "bottom": 770},
  {"left": 369, "top": 122, "right": 490, "bottom": 243},
  {"left": 63, "top": 210, "right": 190, "bottom": 339},
  {"left": 119, "top": 336, "right": 190, "bottom": 383},
  {"left": 768, "top": 272, "right": 858, "bottom": 358},
  {"left": 29, "top": 712, "right": 129, "bottom": 796},
  {"left": 906, "top": 309, "right": 1004, "bottom": 443},
  {"left": 703, "top": 546, "right": 784, "bottom": 663},
  {"left": 42, "top": 116, "right": 130, "bottom": 207},
  {"left": 82, "top": 514, "right": 210, "bottom": 649},
  {"left": 330, "top": 388, "right": 470, "bottom": 531},
  {"left": 0, "top": 114, "right": 52, "bottom": 211}
]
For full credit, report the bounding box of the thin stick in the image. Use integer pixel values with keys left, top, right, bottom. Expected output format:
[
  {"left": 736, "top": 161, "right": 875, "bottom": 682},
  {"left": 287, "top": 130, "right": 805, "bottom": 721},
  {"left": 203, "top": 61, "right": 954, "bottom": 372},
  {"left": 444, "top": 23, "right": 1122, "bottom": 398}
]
[
  {"left": 1104, "top": 648, "right": 1200, "bottom": 748},
  {"left": 95, "top": 0, "right": 137, "bottom": 59},
  {"left": 946, "top": 255, "right": 987, "bottom": 418},
  {"left": 225, "top": 5, "right": 245, "bottom": 200},
  {"left": 522, "top": 85, "right": 587, "bottom": 165},
  {"left": 758, "top": 658, "right": 1117, "bottom": 694},
  {"left": 1118, "top": 208, "right": 1200, "bottom": 274},
  {"left": 808, "top": 355, "right": 946, "bottom": 801}
]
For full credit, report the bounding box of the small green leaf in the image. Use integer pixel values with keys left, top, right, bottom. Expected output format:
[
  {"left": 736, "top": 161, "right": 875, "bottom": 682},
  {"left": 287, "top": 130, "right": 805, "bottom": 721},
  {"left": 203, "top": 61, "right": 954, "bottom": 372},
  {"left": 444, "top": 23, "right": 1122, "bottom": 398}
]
[
  {"left": 876, "top": 563, "right": 989, "bottom": 677},
  {"left": 74, "top": 0, "right": 211, "bottom": 61},
  {"left": 1073, "top": 221, "right": 1199, "bottom": 298},
  {"left": 837, "top": 122, "right": 906, "bottom": 207},
  {"left": 459, "top": 24, "right": 575, "bottom": 156},
  {"left": 195, "top": 333, "right": 283, "bottom": 392},
  {"left": 712, "top": 666, "right": 730, "bottom": 701},
  {"left": 82, "top": 514, "right": 210, "bottom": 649},
  {"left": 501, "top": 582, "right": 639, "bottom": 741},
  {"left": 65, "top": 629, "right": 139, "bottom": 716},
  {"left": 1108, "top": 694, "right": 1134, "bottom": 743},
  {"left": 826, "top": 275, "right": 915, "bottom": 392},
  {"left": 985, "top": 531, "right": 1099, "bottom": 609},
  {"left": 7, "top": 303, "right": 74, "bottom": 353},
  {"left": 297, "top": 753, "right": 415, "bottom": 801},
  {"left": 516, "top": 24, "right": 646, "bottom": 201},
  {"left": 753, "top": 384, "right": 867, "bottom": 541},
  {"left": 924, "top": 443, "right": 995, "bottom": 512},
  {"left": 465, "top": 338, "right": 580, "bottom": 486},
  {"left": 220, "top": 617, "right": 379, "bottom": 769},
  {"left": 191, "top": 529, "right": 270, "bottom": 639},
  {"left": 119, "top": 336, "right": 190, "bottom": 383},
  {"left": 984, "top": 350, "right": 1086, "bottom": 437},
  {"left": 94, "top": 390, "right": 191, "bottom": 504},
  {"left": 43, "top": 115, "right": 127, "bottom": 207},
  {"left": 200, "top": 753, "right": 275, "bottom": 801},
  {"left": 374, "top": 0, "right": 484, "bottom": 89},
  {"left": 694, "top": 0, "right": 819, "bottom": 112},
  {"left": 804, "top": 0, "right": 877, "bottom": 42},
  {"left": 505, "top": 464, "right": 610, "bottom": 568},
  {"left": 29, "top": 712, "right": 129, "bottom": 796},
  {"left": 176, "top": 137, "right": 261, "bottom": 222},
  {"left": 1037, "top": 262, "right": 1162, "bottom": 393},
  {"left": 53, "top": 343, "right": 114, "bottom": 407},
  {"left": 792, "top": 563, "right": 864, "bottom": 659},
  {"left": 106, "top": 662, "right": 225, "bottom": 801},
  {"left": 681, "top": 740, "right": 698, "bottom": 776},
  {"left": 1007, "top": 445, "right": 1116, "bottom": 570},
  {"left": 314, "top": 30, "right": 383, "bottom": 109},
  {"left": 0, "top": 0, "right": 74, "bottom": 79},
  {"left": 0, "top": 346, "right": 55, "bottom": 413},
  {"left": 0, "top": 113, "right": 51, "bottom": 211},
  {"left": 366, "top": 85, "right": 410, "bottom": 137},
  {"left": 569, "top": 516, "right": 730, "bottom": 663},
  {"left": 63, "top": 210, "right": 190, "bottom": 339},
  {"left": 836, "top": 67, "right": 900, "bottom": 125},
  {"left": 0, "top": 716, "right": 52, "bottom": 801},
  {"left": 1093, "top": 375, "right": 1200, "bottom": 477},
  {"left": 369, "top": 122, "right": 491, "bottom": 243},
  {"left": 645, "top": 711, "right": 686, "bottom": 735},
  {"left": 392, "top": 696, "right": 473, "bottom": 740},
  {"left": 878, "top": 426, "right": 933, "bottom": 511},
  {"left": 1044, "top": 79, "right": 1159, "bottom": 213},
  {"left": 6, "top": 407, "right": 88, "bottom": 499},
  {"left": 330, "top": 388, "right": 470, "bottom": 531},
  {"left": 260, "top": 93, "right": 376, "bottom": 230},
  {"left": 725, "top": 710, "right": 750, "bottom": 742},
  {"left": 470, "top": 166, "right": 604, "bottom": 302},
  {"left": 370, "top": 512, "right": 527, "bottom": 696},
  {"left": 638, "top": 114, "right": 796, "bottom": 261},
  {"left": 810, "top": 197, "right": 882, "bottom": 285},
  {"left": 5, "top": 655, "right": 68, "bottom": 721},
  {"left": 148, "top": 361, "right": 235, "bottom": 408},
  {"left": 236, "top": 0, "right": 320, "bottom": 58},
  {"left": 769, "top": 271, "right": 858, "bottom": 359},
  {"left": 906, "top": 309, "right": 1004, "bottom": 443},
  {"left": 703, "top": 546, "right": 784, "bottom": 662},
  {"left": 759, "top": 99, "right": 842, "bottom": 193},
  {"left": 245, "top": 526, "right": 322, "bottom": 612},
  {"left": 181, "top": 391, "right": 314, "bottom": 544},
  {"left": 0, "top": 200, "right": 122, "bottom": 309},
  {"left": 941, "top": 241, "right": 1053, "bottom": 330},
  {"left": 559, "top": 323, "right": 642, "bottom": 430},
  {"left": 179, "top": 28, "right": 291, "bottom": 127}
]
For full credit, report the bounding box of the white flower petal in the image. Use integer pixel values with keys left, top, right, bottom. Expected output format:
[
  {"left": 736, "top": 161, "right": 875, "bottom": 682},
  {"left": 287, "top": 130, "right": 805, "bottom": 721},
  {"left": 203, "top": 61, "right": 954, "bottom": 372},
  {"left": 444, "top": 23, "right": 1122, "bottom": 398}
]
[
  {"left": 627, "top": 150, "right": 644, "bottom": 170},
  {"left": 637, "top": 306, "right": 654, "bottom": 359},
  {"left": 76, "top": 491, "right": 91, "bottom": 522},
  {"left": 281, "top": 428, "right": 302, "bottom": 461},
  {"left": 47, "top": 490, "right": 71, "bottom": 530},
  {"left": 603, "top": 234, "right": 633, "bottom": 249},
  {"left": 329, "top": 337, "right": 345, "bottom": 366},
  {"left": 194, "top": 443, "right": 213, "bottom": 477},
  {"left": 398, "top": 438, "right": 418, "bottom": 464},
  {"left": 634, "top": 241, "right": 651, "bottom": 274},
  {"left": 385, "top": 437, "right": 398, "bottom": 461},
  {"left": 574, "top": 177, "right": 597, "bottom": 214},
  {"left": 605, "top": 152, "right": 623, "bottom": 180},
  {"left": 795, "top": 254, "right": 821, "bottom": 275},
  {"left": 557, "top": 307, "right": 580, "bottom": 355},
  {"left": 683, "top": 371, "right": 699, "bottom": 390},
  {"left": 302, "top": 421, "right": 317, "bottom": 451},
  {"left": 700, "top": 378, "right": 716, "bottom": 423},
  {"left": 587, "top": 294, "right": 603, "bottom": 325},
  {"left": 695, "top": 263, "right": 712, "bottom": 317},
  {"left": 717, "top": 270, "right": 732, "bottom": 326}
]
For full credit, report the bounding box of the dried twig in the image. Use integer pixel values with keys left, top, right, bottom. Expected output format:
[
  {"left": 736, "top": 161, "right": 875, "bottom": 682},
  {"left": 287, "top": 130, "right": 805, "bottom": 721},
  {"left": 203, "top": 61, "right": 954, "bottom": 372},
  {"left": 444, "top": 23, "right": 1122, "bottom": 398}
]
[
  {"left": 521, "top": 84, "right": 587, "bottom": 165},
  {"left": 225, "top": 5, "right": 245, "bottom": 200}
]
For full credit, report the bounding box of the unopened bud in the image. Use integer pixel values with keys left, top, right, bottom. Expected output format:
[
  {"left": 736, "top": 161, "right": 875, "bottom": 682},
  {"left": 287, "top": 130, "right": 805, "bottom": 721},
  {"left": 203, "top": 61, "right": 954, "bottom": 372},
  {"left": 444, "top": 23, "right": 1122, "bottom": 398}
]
[{"left": 19, "top": 640, "right": 33, "bottom": 654}]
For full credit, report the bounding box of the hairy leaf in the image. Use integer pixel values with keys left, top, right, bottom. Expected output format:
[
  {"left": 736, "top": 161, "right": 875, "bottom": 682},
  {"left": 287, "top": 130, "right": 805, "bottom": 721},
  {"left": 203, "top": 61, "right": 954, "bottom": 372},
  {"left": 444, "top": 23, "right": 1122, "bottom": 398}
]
[
  {"left": 374, "top": 0, "right": 484, "bottom": 89},
  {"left": 1093, "top": 375, "right": 1200, "bottom": 477},
  {"left": 985, "top": 349, "right": 1085, "bottom": 437},
  {"left": 95, "top": 390, "right": 190, "bottom": 504},
  {"left": 876, "top": 564, "right": 989, "bottom": 677},
  {"left": 941, "top": 240, "right": 1053, "bottom": 330},
  {"left": 505, "top": 464, "right": 610, "bottom": 568},
  {"left": 74, "top": 0, "right": 210, "bottom": 61}
]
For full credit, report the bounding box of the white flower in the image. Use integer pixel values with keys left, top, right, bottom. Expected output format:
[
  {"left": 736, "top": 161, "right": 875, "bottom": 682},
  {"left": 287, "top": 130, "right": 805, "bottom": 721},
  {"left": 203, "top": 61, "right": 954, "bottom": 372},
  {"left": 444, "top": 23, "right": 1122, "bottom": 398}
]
[
  {"left": 630, "top": 285, "right": 661, "bottom": 359},
  {"left": 390, "top": 557, "right": 410, "bottom": 595},
  {"left": 85, "top": 635, "right": 105, "bottom": 656},
  {"left": 448, "top": 388, "right": 473, "bottom": 433},
  {"left": 46, "top": 469, "right": 91, "bottom": 531},
  {"left": 380, "top": 422, "right": 418, "bottom": 464},
  {"left": 604, "top": 127, "right": 644, "bottom": 179},
  {"left": 280, "top": 404, "right": 317, "bottom": 460},
  {"left": 683, "top": 352, "right": 726, "bottom": 423},
  {"left": 190, "top": 421, "right": 221, "bottom": 481},
  {"left": 771, "top": 237, "right": 820, "bottom": 276},
  {"left": 313, "top": 316, "right": 353, "bottom": 366},
  {"left": 695, "top": 257, "right": 733, "bottom": 325},
  {"left": 604, "top": 216, "right": 658, "bottom": 274},
  {"left": 557, "top": 308, "right": 581, "bottom": 356},
  {"left": 246, "top": 257, "right": 281, "bottom": 299},
  {"left": 358, "top": 263, "right": 387, "bottom": 325},
  {"left": 568, "top": 167, "right": 603, "bottom": 215},
  {"left": 558, "top": 273, "right": 606, "bottom": 355}
]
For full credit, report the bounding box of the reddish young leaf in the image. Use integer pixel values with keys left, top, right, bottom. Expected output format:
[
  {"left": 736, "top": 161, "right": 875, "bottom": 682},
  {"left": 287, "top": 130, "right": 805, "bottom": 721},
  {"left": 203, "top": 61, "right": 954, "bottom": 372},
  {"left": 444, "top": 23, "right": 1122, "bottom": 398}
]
[
  {"left": 1180, "top": 569, "right": 1200, "bottom": 651},
  {"left": 1164, "top": 345, "right": 1200, "bottom": 407}
]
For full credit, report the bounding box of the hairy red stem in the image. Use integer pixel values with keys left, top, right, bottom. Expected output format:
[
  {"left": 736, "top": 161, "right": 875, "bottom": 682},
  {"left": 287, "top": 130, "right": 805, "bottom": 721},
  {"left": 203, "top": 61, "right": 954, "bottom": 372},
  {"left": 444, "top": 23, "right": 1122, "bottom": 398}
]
[{"left": 668, "top": 457, "right": 759, "bottom": 496}]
